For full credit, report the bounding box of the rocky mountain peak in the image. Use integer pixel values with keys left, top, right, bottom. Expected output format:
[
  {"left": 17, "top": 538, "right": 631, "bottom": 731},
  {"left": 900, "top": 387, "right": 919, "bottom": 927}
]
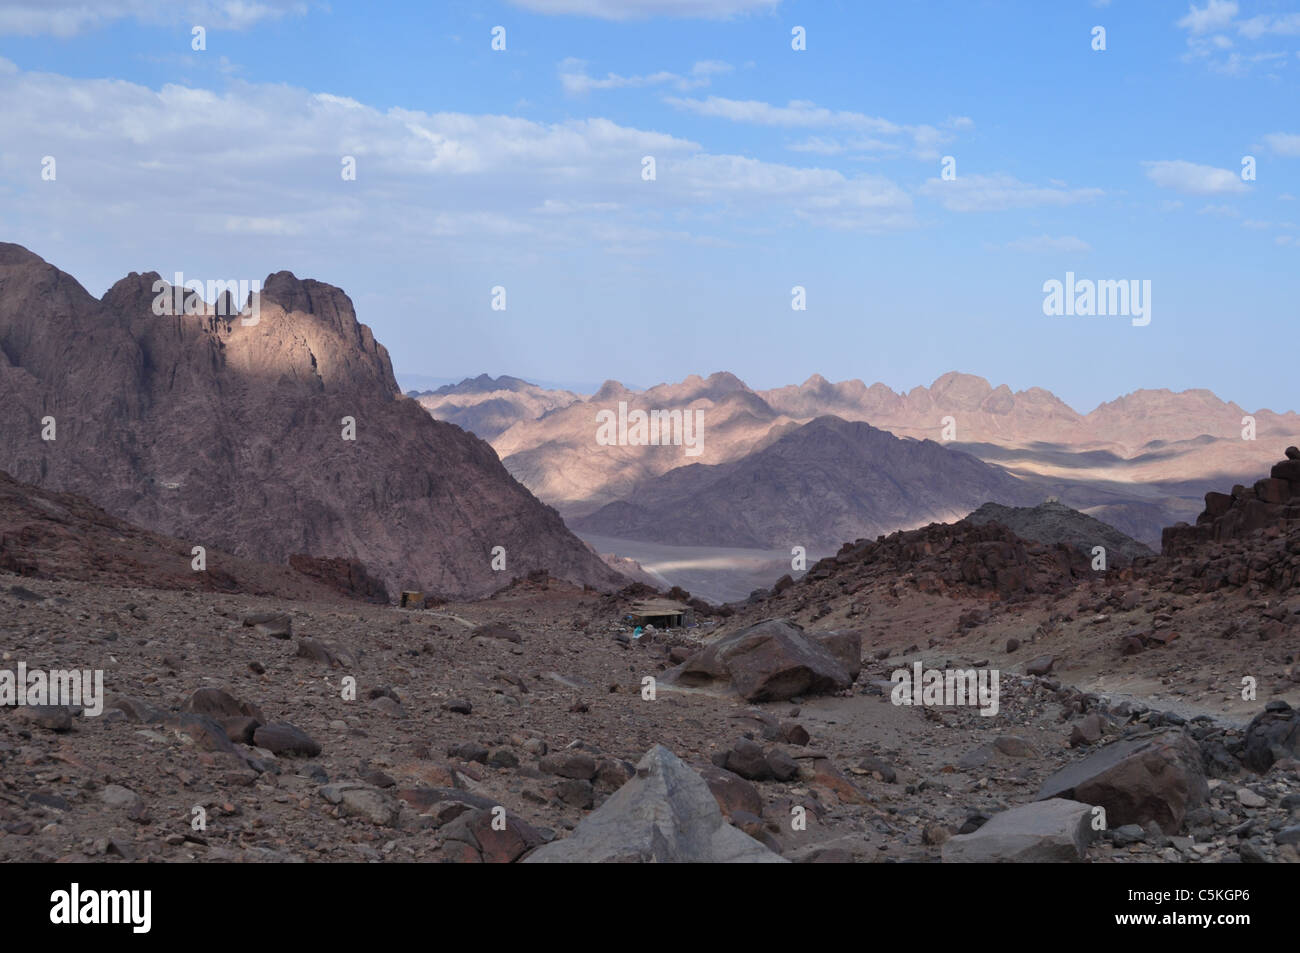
[{"left": 0, "top": 244, "right": 624, "bottom": 599}]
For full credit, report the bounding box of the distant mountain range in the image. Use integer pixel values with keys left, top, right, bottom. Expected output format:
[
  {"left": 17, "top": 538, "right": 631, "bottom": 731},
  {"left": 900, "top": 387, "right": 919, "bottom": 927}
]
[
  {"left": 758, "top": 372, "right": 1300, "bottom": 489},
  {"left": 425, "top": 370, "right": 1300, "bottom": 551},
  {"left": 572, "top": 417, "right": 1042, "bottom": 549},
  {"left": 412, "top": 374, "right": 581, "bottom": 441}
]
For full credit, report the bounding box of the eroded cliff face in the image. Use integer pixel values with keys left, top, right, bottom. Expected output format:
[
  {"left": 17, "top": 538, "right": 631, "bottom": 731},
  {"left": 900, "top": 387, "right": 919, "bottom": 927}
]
[{"left": 0, "top": 244, "right": 624, "bottom": 599}]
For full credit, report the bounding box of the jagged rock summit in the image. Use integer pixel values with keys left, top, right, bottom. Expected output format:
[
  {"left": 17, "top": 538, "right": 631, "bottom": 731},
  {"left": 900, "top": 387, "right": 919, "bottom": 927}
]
[{"left": 0, "top": 244, "right": 623, "bottom": 599}]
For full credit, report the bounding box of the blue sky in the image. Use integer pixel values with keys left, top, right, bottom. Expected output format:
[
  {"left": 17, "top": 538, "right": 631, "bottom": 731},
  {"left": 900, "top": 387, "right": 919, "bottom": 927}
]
[{"left": 1, "top": 0, "right": 1297, "bottom": 413}]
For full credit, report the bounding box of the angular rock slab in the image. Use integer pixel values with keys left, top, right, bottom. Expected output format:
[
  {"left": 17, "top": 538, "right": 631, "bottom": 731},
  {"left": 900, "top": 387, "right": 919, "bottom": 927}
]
[
  {"left": 1035, "top": 728, "right": 1208, "bottom": 832},
  {"left": 523, "top": 745, "right": 787, "bottom": 863},
  {"left": 942, "top": 798, "right": 1096, "bottom": 863},
  {"left": 1242, "top": 702, "right": 1300, "bottom": 773},
  {"left": 663, "top": 618, "right": 858, "bottom": 703}
]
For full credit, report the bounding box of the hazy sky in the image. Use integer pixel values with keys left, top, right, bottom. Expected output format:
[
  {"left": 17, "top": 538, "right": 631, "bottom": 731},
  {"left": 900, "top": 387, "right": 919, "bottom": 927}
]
[{"left": 1, "top": 0, "right": 1297, "bottom": 414}]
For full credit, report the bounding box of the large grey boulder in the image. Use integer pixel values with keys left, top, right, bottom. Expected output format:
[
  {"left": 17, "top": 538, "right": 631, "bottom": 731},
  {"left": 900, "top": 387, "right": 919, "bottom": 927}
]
[
  {"left": 662, "top": 618, "right": 858, "bottom": 702},
  {"left": 942, "top": 798, "right": 1096, "bottom": 863},
  {"left": 1241, "top": 702, "right": 1300, "bottom": 772},
  {"left": 320, "top": 782, "right": 401, "bottom": 827},
  {"left": 522, "top": 745, "right": 787, "bottom": 863},
  {"left": 1035, "top": 728, "right": 1208, "bottom": 832}
]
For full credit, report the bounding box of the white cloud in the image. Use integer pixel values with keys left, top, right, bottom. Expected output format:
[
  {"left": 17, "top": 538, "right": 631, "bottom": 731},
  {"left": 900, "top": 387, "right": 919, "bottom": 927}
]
[
  {"left": 1264, "top": 132, "right": 1300, "bottom": 157},
  {"left": 1177, "top": 0, "right": 1238, "bottom": 35},
  {"left": 1143, "top": 159, "right": 1248, "bottom": 194},
  {"left": 560, "top": 58, "right": 732, "bottom": 94},
  {"left": 667, "top": 95, "right": 900, "bottom": 133},
  {"left": 0, "top": 0, "right": 309, "bottom": 36},
  {"left": 0, "top": 61, "right": 916, "bottom": 293},
  {"left": 1198, "top": 203, "right": 1241, "bottom": 216},
  {"left": 1239, "top": 12, "right": 1300, "bottom": 38},
  {"left": 1206, "top": 49, "right": 1290, "bottom": 73},
  {"left": 507, "top": 0, "right": 778, "bottom": 18},
  {"left": 786, "top": 136, "right": 899, "bottom": 155},
  {"left": 223, "top": 215, "right": 304, "bottom": 236},
  {"left": 998, "top": 235, "right": 1092, "bottom": 254},
  {"left": 919, "top": 173, "right": 1103, "bottom": 212},
  {"left": 666, "top": 96, "right": 968, "bottom": 159},
  {"left": 1176, "top": 1, "right": 1300, "bottom": 74}
]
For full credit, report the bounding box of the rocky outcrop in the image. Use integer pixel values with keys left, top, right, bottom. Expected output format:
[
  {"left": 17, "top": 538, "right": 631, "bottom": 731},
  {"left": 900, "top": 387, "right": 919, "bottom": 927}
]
[
  {"left": 942, "top": 799, "right": 1097, "bottom": 863},
  {"left": 966, "top": 500, "right": 1151, "bottom": 567},
  {"left": 0, "top": 245, "right": 624, "bottom": 599},
  {"left": 1156, "top": 449, "right": 1300, "bottom": 593},
  {"left": 662, "top": 618, "right": 860, "bottom": 702},
  {"left": 522, "top": 745, "right": 786, "bottom": 863},
  {"left": 1242, "top": 701, "right": 1300, "bottom": 773},
  {"left": 1035, "top": 729, "right": 1209, "bottom": 832},
  {"left": 1163, "top": 448, "right": 1300, "bottom": 556},
  {"left": 765, "top": 519, "right": 1091, "bottom": 608}
]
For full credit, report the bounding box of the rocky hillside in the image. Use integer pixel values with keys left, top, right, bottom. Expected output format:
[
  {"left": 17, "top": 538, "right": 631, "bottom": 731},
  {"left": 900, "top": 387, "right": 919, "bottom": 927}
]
[
  {"left": 0, "top": 468, "right": 366, "bottom": 602},
  {"left": 0, "top": 244, "right": 624, "bottom": 599},
  {"left": 965, "top": 500, "right": 1152, "bottom": 568},
  {"left": 572, "top": 416, "right": 1043, "bottom": 549},
  {"left": 752, "top": 517, "right": 1094, "bottom": 609},
  {"left": 1153, "top": 448, "right": 1300, "bottom": 596},
  {"left": 6, "top": 543, "right": 1293, "bottom": 865}
]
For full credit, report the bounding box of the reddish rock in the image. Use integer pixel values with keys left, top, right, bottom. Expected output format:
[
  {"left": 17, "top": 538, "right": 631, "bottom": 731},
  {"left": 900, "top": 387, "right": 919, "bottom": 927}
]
[
  {"left": 1036, "top": 729, "right": 1209, "bottom": 831},
  {"left": 288, "top": 554, "right": 390, "bottom": 603},
  {"left": 805, "top": 758, "right": 868, "bottom": 805},
  {"left": 222, "top": 716, "right": 261, "bottom": 745},
  {"left": 1255, "top": 479, "right": 1290, "bottom": 505},
  {"left": 1069, "top": 713, "right": 1104, "bottom": 748},
  {"left": 253, "top": 722, "right": 321, "bottom": 758},
  {"left": 1025, "top": 655, "right": 1055, "bottom": 676},
  {"left": 440, "top": 808, "right": 543, "bottom": 863},
  {"left": 779, "top": 721, "right": 811, "bottom": 746},
  {"left": 1204, "top": 491, "right": 1234, "bottom": 517},
  {"left": 182, "top": 687, "right": 264, "bottom": 724},
  {"left": 699, "top": 765, "right": 764, "bottom": 818},
  {"left": 0, "top": 244, "right": 626, "bottom": 600},
  {"left": 806, "top": 629, "right": 862, "bottom": 682},
  {"left": 538, "top": 750, "right": 597, "bottom": 780},
  {"left": 1271, "top": 459, "right": 1300, "bottom": 483}
]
